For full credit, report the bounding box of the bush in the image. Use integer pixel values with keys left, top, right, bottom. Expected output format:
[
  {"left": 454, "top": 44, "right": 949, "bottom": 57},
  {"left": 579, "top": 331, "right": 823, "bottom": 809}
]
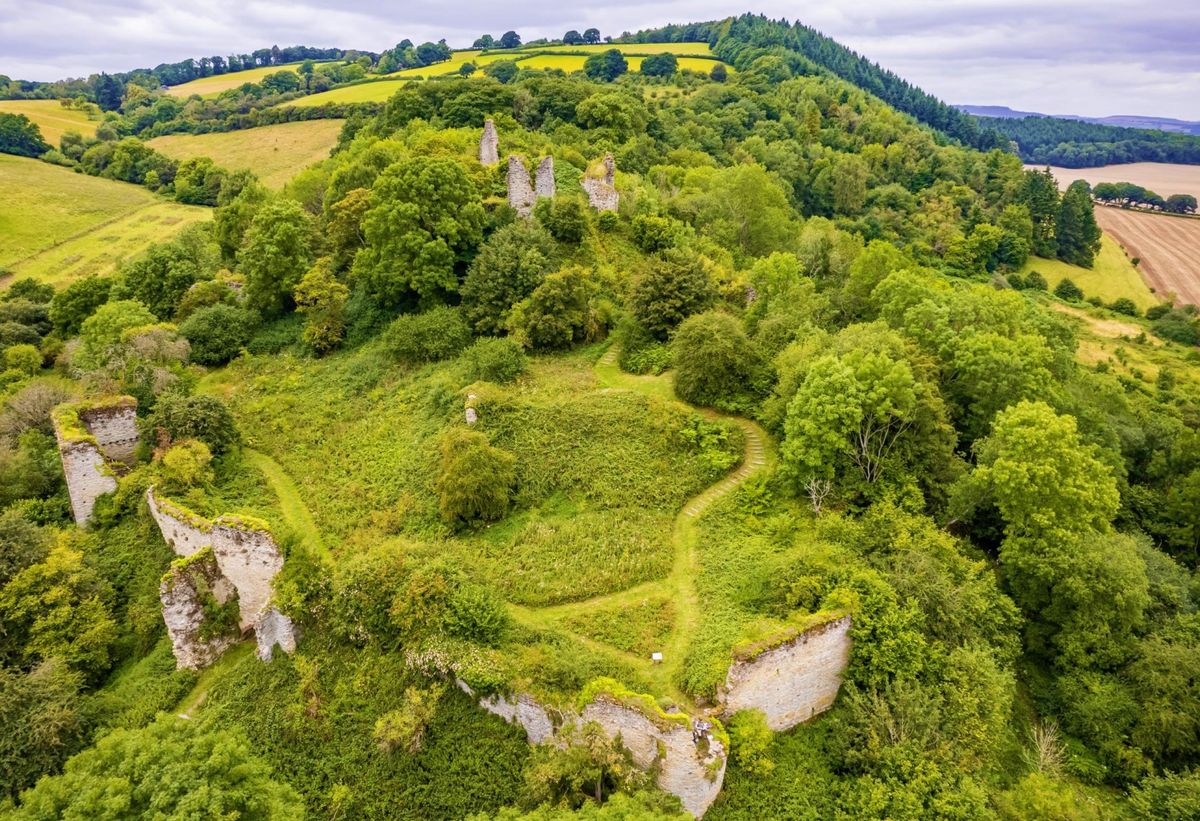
[
  {"left": 535, "top": 197, "right": 588, "bottom": 244},
  {"left": 1053, "top": 278, "right": 1084, "bottom": 301},
  {"left": 435, "top": 428, "right": 516, "bottom": 527},
  {"left": 672, "top": 311, "right": 765, "bottom": 412},
  {"left": 1146, "top": 304, "right": 1172, "bottom": 321},
  {"left": 445, "top": 584, "right": 510, "bottom": 645},
  {"left": 631, "top": 214, "right": 679, "bottom": 253},
  {"left": 463, "top": 338, "right": 527, "bottom": 383},
  {"left": 629, "top": 251, "right": 716, "bottom": 340},
  {"left": 3, "top": 279, "right": 54, "bottom": 305},
  {"left": 179, "top": 304, "right": 258, "bottom": 366},
  {"left": 4, "top": 345, "right": 40, "bottom": 376},
  {"left": 728, "top": 709, "right": 775, "bottom": 776},
  {"left": 383, "top": 307, "right": 472, "bottom": 365},
  {"left": 1152, "top": 314, "right": 1200, "bottom": 346},
  {"left": 158, "top": 439, "right": 213, "bottom": 493},
  {"left": 1025, "top": 271, "right": 1048, "bottom": 291},
  {"left": 174, "top": 280, "right": 238, "bottom": 321},
  {"left": 48, "top": 276, "right": 111, "bottom": 336},
  {"left": 374, "top": 685, "right": 443, "bottom": 754},
  {"left": 508, "top": 268, "right": 596, "bottom": 350},
  {"left": 1108, "top": 298, "right": 1139, "bottom": 316},
  {"left": 148, "top": 394, "right": 239, "bottom": 455}
]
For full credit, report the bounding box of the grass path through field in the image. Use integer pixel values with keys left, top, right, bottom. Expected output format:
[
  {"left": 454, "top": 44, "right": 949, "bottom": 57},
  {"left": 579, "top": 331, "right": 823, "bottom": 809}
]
[
  {"left": 509, "top": 345, "right": 773, "bottom": 705},
  {"left": 244, "top": 448, "right": 329, "bottom": 561}
]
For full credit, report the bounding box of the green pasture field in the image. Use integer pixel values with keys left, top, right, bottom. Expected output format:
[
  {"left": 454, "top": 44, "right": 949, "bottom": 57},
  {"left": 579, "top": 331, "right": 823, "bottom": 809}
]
[
  {"left": 165, "top": 61, "right": 321, "bottom": 98},
  {"left": 0, "top": 99, "right": 99, "bottom": 146},
  {"left": 1017, "top": 233, "right": 1159, "bottom": 312},
  {"left": 147, "top": 119, "right": 344, "bottom": 188}
]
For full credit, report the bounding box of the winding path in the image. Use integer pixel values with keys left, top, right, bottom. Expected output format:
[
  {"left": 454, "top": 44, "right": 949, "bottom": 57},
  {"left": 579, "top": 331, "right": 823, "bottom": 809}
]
[{"left": 510, "top": 346, "right": 773, "bottom": 703}]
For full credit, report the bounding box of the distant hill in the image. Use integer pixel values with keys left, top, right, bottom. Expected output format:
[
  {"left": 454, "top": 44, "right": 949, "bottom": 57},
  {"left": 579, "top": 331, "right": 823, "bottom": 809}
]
[{"left": 958, "top": 104, "right": 1200, "bottom": 136}]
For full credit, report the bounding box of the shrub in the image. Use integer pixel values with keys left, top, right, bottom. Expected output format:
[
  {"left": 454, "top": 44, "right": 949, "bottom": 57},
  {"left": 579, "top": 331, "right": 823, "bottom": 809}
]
[
  {"left": 597, "top": 211, "right": 619, "bottom": 232},
  {"left": 148, "top": 394, "right": 239, "bottom": 455},
  {"left": 535, "top": 197, "right": 589, "bottom": 244},
  {"left": 463, "top": 337, "right": 527, "bottom": 383},
  {"left": 1152, "top": 314, "right": 1200, "bottom": 346},
  {"left": 1146, "top": 304, "right": 1172, "bottom": 321},
  {"left": 4, "top": 344, "right": 40, "bottom": 376},
  {"left": 174, "top": 280, "right": 238, "bottom": 321},
  {"left": 1025, "top": 271, "right": 1048, "bottom": 291},
  {"left": 0, "top": 322, "right": 41, "bottom": 352},
  {"left": 374, "top": 685, "right": 443, "bottom": 754},
  {"left": 445, "top": 584, "right": 510, "bottom": 645},
  {"left": 672, "top": 311, "right": 765, "bottom": 411},
  {"left": 1108, "top": 298, "right": 1139, "bottom": 316},
  {"left": 3, "top": 278, "right": 54, "bottom": 305},
  {"left": 179, "top": 304, "right": 258, "bottom": 366},
  {"left": 631, "top": 214, "right": 679, "bottom": 253},
  {"left": 629, "top": 251, "right": 716, "bottom": 340},
  {"left": 294, "top": 259, "right": 349, "bottom": 355},
  {"left": 728, "top": 709, "right": 775, "bottom": 776},
  {"left": 383, "top": 307, "right": 472, "bottom": 365},
  {"left": 48, "top": 276, "right": 111, "bottom": 336},
  {"left": 435, "top": 428, "right": 516, "bottom": 527},
  {"left": 508, "top": 268, "right": 596, "bottom": 350},
  {"left": 1053, "top": 278, "right": 1084, "bottom": 301},
  {"left": 158, "top": 439, "right": 213, "bottom": 493}
]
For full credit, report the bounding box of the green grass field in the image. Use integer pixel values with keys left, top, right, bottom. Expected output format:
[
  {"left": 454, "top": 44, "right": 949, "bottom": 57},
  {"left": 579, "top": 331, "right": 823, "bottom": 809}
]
[
  {"left": 1018, "top": 233, "right": 1159, "bottom": 312},
  {"left": 519, "top": 42, "right": 715, "bottom": 56},
  {"left": 0, "top": 154, "right": 209, "bottom": 286},
  {"left": 147, "top": 119, "right": 344, "bottom": 188},
  {"left": 165, "top": 62, "right": 321, "bottom": 98},
  {"left": 514, "top": 54, "right": 726, "bottom": 74},
  {"left": 0, "top": 99, "right": 99, "bottom": 147}
]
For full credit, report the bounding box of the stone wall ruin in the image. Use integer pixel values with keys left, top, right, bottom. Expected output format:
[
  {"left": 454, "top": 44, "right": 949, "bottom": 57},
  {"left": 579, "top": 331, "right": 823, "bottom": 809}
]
[
  {"left": 507, "top": 155, "right": 535, "bottom": 216},
  {"left": 534, "top": 156, "right": 556, "bottom": 199},
  {"left": 479, "top": 118, "right": 499, "bottom": 166},
  {"left": 52, "top": 397, "right": 139, "bottom": 526},
  {"left": 719, "top": 615, "right": 852, "bottom": 731},
  {"left": 147, "top": 488, "right": 297, "bottom": 667},
  {"left": 159, "top": 548, "right": 239, "bottom": 670},
  {"left": 582, "top": 153, "right": 619, "bottom": 212}
]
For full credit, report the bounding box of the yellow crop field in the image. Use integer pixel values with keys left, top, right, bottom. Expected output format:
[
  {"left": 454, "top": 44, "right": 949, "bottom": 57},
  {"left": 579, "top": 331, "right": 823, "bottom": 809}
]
[
  {"left": 166, "top": 62, "right": 323, "bottom": 98},
  {"left": 287, "top": 79, "right": 410, "bottom": 107},
  {"left": 0, "top": 100, "right": 99, "bottom": 146},
  {"left": 514, "top": 54, "right": 727, "bottom": 74},
  {"left": 527, "top": 42, "right": 714, "bottom": 56},
  {"left": 147, "top": 120, "right": 344, "bottom": 188},
  {"left": 0, "top": 154, "right": 209, "bottom": 287}
]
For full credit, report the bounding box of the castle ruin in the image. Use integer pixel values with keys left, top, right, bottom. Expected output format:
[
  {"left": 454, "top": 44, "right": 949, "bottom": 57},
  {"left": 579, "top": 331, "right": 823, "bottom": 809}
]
[
  {"left": 479, "top": 119, "right": 499, "bottom": 166},
  {"left": 52, "top": 397, "right": 139, "bottom": 526},
  {"left": 582, "top": 153, "right": 619, "bottom": 212}
]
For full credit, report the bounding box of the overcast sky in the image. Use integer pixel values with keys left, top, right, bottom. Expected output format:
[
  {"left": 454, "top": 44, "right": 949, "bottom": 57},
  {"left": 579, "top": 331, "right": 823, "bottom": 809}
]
[{"left": 2, "top": 1, "right": 1198, "bottom": 119}]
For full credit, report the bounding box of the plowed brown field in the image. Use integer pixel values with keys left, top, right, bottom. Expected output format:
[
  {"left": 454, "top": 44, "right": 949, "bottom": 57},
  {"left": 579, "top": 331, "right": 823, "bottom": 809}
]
[{"left": 1095, "top": 207, "right": 1200, "bottom": 305}]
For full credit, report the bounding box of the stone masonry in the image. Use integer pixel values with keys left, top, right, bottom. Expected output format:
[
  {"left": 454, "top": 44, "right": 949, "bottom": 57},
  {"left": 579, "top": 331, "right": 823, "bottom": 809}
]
[
  {"left": 719, "top": 615, "right": 852, "bottom": 731},
  {"left": 582, "top": 153, "right": 619, "bottom": 212},
  {"left": 52, "top": 397, "right": 139, "bottom": 526},
  {"left": 534, "top": 156, "right": 556, "bottom": 200},
  {"left": 507, "top": 155, "right": 535, "bottom": 216},
  {"left": 479, "top": 118, "right": 499, "bottom": 165},
  {"left": 159, "top": 549, "right": 239, "bottom": 670},
  {"left": 147, "top": 488, "right": 297, "bottom": 666}
]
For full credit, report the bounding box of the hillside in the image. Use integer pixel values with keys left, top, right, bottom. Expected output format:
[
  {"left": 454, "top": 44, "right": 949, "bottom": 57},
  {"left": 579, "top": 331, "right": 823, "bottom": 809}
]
[
  {"left": 1, "top": 14, "right": 1199, "bottom": 821},
  {"left": 960, "top": 104, "right": 1200, "bottom": 136}
]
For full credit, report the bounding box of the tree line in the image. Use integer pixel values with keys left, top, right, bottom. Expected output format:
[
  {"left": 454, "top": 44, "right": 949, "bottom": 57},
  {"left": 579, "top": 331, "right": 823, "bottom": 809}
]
[
  {"left": 982, "top": 114, "right": 1200, "bottom": 167},
  {"left": 1093, "top": 182, "right": 1198, "bottom": 214}
]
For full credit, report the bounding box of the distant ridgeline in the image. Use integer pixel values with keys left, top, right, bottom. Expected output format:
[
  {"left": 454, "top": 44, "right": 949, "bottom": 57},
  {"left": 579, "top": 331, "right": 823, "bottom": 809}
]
[
  {"left": 622, "top": 14, "right": 1009, "bottom": 152},
  {"left": 977, "top": 115, "right": 1200, "bottom": 168}
]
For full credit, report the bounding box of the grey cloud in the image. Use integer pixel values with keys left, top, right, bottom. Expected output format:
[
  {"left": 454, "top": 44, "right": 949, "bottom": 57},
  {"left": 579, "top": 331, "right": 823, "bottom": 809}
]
[{"left": 1, "top": 1, "right": 1197, "bottom": 119}]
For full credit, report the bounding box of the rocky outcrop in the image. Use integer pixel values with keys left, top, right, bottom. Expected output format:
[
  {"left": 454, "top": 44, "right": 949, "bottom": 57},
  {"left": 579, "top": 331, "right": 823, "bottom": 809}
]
[
  {"left": 582, "top": 696, "right": 725, "bottom": 818},
  {"left": 582, "top": 153, "right": 619, "bottom": 212},
  {"left": 482, "top": 691, "right": 558, "bottom": 744},
  {"left": 255, "top": 607, "right": 298, "bottom": 661},
  {"left": 147, "top": 488, "right": 296, "bottom": 668},
  {"left": 534, "top": 156, "right": 556, "bottom": 200},
  {"left": 52, "top": 397, "right": 139, "bottom": 526},
  {"left": 479, "top": 119, "right": 499, "bottom": 166},
  {"left": 719, "top": 615, "right": 851, "bottom": 731},
  {"left": 159, "top": 548, "right": 239, "bottom": 670},
  {"left": 507, "top": 155, "right": 535, "bottom": 216}
]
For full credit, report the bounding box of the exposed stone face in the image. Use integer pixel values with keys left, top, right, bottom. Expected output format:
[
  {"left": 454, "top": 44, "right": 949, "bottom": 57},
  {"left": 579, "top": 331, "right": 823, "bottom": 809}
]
[
  {"left": 58, "top": 442, "right": 118, "bottom": 526},
  {"left": 255, "top": 608, "right": 298, "bottom": 661},
  {"left": 147, "top": 488, "right": 296, "bottom": 667},
  {"left": 53, "top": 398, "right": 139, "bottom": 526},
  {"left": 720, "top": 615, "right": 852, "bottom": 731},
  {"left": 507, "top": 155, "right": 535, "bottom": 217},
  {"left": 79, "top": 404, "right": 139, "bottom": 463},
  {"left": 534, "top": 156, "right": 556, "bottom": 200},
  {"left": 479, "top": 119, "right": 499, "bottom": 166},
  {"left": 160, "top": 550, "right": 239, "bottom": 670},
  {"left": 582, "top": 153, "right": 619, "bottom": 212},
  {"left": 478, "top": 691, "right": 559, "bottom": 744},
  {"left": 582, "top": 697, "right": 725, "bottom": 818}
]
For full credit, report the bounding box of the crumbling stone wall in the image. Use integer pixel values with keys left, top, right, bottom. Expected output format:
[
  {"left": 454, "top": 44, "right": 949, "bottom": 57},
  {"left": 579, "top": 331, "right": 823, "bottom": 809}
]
[
  {"left": 534, "top": 156, "right": 556, "bottom": 200},
  {"left": 462, "top": 679, "right": 725, "bottom": 817},
  {"left": 146, "top": 488, "right": 296, "bottom": 667},
  {"left": 52, "top": 397, "right": 139, "bottom": 526},
  {"left": 582, "top": 696, "right": 726, "bottom": 818},
  {"left": 719, "top": 615, "right": 852, "bottom": 731},
  {"left": 507, "top": 155, "right": 535, "bottom": 216},
  {"left": 159, "top": 548, "right": 239, "bottom": 670},
  {"left": 479, "top": 119, "right": 499, "bottom": 165},
  {"left": 582, "top": 153, "right": 619, "bottom": 212}
]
